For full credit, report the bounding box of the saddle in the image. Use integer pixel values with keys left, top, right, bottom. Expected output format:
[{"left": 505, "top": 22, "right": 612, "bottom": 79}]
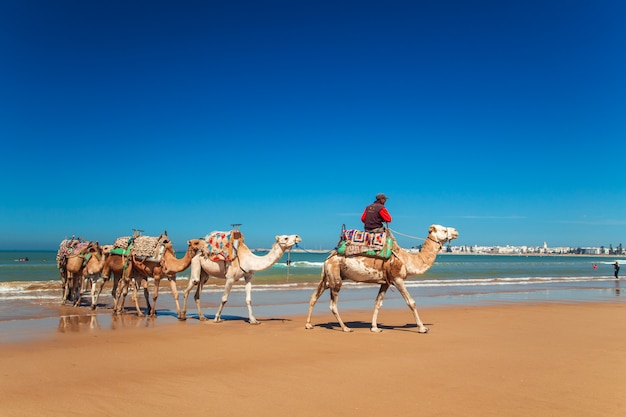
[
  {"left": 336, "top": 227, "right": 394, "bottom": 259},
  {"left": 111, "top": 235, "right": 168, "bottom": 261},
  {"left": 56, "top": 237, "right": 90, "bottom": 267},
  {"left": 202, "top": 230, "right": 243, "bottom": 261}
]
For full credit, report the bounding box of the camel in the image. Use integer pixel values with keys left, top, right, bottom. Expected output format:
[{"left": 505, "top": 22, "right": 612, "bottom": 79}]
[
  {"left": 112, "top": 238, "right": 205, "bottom": 317},
  {"left": 305, "top": 224, "right": 458, "bottom": 333},
  {"left": 82, "top": 244, "right": 113, "bottom": 308},
  {"left": 57, "top": 241, "right": 104, "bottom": 307},
  {"left": 180, "top": 234, "right": 302, "bottom": 324},
  {"left": 97, "top": 248, "right": 141, "bottom": 312}
]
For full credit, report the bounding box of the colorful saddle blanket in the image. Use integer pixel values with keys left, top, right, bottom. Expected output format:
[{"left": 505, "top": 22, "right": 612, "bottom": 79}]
[
  {"left": 56, "top": 238, "right": 90, "bottom": 266},
  {"left": 112, "top": 235, "right": 167, "bottom": 259},
  {"left": 203, "top": 231, "right": 242, "bottom": 261},
  {"left": 336, "top": 229, "right": 393, "bottom": 259}
]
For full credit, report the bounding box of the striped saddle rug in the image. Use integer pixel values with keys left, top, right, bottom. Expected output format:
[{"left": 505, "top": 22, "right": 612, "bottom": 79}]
[{"left": 336, "top": 229, "right": 393, "bottom": 259}]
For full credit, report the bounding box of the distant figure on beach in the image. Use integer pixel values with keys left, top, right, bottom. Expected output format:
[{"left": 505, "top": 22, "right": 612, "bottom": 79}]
[
  {"left": 361, "top": 193, "right": 392, "bottom": 232},
  {"left": 614, "top": 262, "right": 620, "bottom": 279}
]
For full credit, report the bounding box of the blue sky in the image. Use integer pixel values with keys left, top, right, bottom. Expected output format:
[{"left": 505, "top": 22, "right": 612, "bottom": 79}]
[{"left": 1, "top": 0, "right": 625, "bottom": 251}]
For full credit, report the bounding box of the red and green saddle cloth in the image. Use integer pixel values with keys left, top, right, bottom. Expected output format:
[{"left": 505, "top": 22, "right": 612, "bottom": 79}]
[{"left": 336, "top": 229, "right": 393, "bottom": 258}]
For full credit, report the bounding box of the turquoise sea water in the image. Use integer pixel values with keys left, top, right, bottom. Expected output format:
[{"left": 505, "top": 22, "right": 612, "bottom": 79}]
[{"left": 1, "top": 250, "right": 625, "bottom": 342}]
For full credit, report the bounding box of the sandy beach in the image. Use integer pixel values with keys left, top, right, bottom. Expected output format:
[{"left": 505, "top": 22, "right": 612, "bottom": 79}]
[{"left": 1, "top": 302, "right": 625, "bottom": 417}]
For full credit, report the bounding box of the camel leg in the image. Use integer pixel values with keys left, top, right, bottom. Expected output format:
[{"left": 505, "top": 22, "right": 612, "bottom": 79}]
[
  {"left": 143, "top": 285, "right": 151, "bottom": 315},
  {"left": 393, "top": 279, "right": 428, "bottom": 334},
  {"left": 111, "top": 274, "right": 119, "bottom": 299},
  {"left": 169, "top": 278, "right": 181, "bottom": 318},
  {"left": 214, "top": 278, "right": 236, "bottom": 323},
  {"left": 181, "top": 256, "right": 203, "bottom": 321},
  {"left": 65, "top": 273, "right": 76, "bottom": 305},
  {"left": 131, "top": 279, "right": 146, "bottom": 317},
  {"left": 89, "top": 277, "right": 98, "bottom": 310},
  {"left": 305, "top": 278, "right": 329, "bottom": 329},
  {"left": 141, "top": 279, "right": 151, "bottom": 314},
  {"left": 92, "top": 276, "right": 108, "bottom": 309},
  {"left": 193, "top": 277, "right": 206, "bottom": 321},
  {"left": 322, "top": 264, "right": 351, "bottom": 332},
  {"left": 149, "top": 278, "right": 160, "bottom": 317},
  {"left": 181, "top": 278, "right": 195, "bottom": 321},
  {"left": 243, "top": 275, "right": 258, "bottom": 325},
  {"left": 72, "top": 274, "right": 82, "bottom": 307},
  {"left": 370, "top": 284, "right": 390, "bottom": 333},
  {"left": 61, "top": 273, "right": 70, "bottom": 305},
  {"left": 114, "top": 278, "right": 129, "bottom": 315},
  {"left": 329, "top": 285, "right": 352, "bottom": 332}
]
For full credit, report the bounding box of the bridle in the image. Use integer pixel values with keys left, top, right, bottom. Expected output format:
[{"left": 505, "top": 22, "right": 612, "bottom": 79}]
[{"left": 426, "top": 227, "right": 451, "bottom": 250}]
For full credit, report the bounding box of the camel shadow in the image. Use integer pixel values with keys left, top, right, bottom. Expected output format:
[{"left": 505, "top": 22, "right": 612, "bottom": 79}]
[
  {"left": 317, "top": 321, "right": 434, "bottom": 333},
  {"left": 181, "top": 315, "right": 292, "bottom": 324},
  {"left": 257, "top": 317, "right": 293, "bottom": 323},
  {"left": 181, "top": 314, "right": 256, "bottom": 323}
]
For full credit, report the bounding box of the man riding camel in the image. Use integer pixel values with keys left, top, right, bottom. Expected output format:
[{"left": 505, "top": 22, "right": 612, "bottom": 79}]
[{"left": 361, "top": 193, "right": 392, "bottom": 233}]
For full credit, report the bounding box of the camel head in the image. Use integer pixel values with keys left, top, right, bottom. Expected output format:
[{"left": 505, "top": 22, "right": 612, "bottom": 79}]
[
  {"left": 84, "top": 241, "right": 104, "bottom": 260},
  {"left": 274, "top": 234, "right": 302, "bottom": 251},
  {"left": 101, "top": 244, "right": 114, "bottom": 255},
  {"left": 428, "top": 225, "right": 459, "bottom": 245},
  {"left": 160, "top": 238, "right": 174, "bottom": 253},
  {"left": 187, "top": 238, "right": 205, "bottom": 253}
]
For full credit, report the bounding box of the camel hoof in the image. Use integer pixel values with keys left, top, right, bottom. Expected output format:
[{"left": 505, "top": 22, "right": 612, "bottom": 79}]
[
  {"left": 90, "top": 305, "right": 97, "bottom": 310},
  {"left": 370, "top": 327, "right": 383, "bottom": 333},
  {"left": 214, "top": 318, "right": 223, "bottom": 323},
  {"left": 249, "top": 320, "right": 261, "bottom": 325},
  {"left": 418, "top": 327, "right": 430, "bottom": 334},
  {"left": 198, "top": 316, "right": 207, "bottom": 322},
  {"left": 305, "top": 323, "right": 314, "bottom": 330},
  {"left": 342, "top": 328, "right": 354, "bottom": 333}
]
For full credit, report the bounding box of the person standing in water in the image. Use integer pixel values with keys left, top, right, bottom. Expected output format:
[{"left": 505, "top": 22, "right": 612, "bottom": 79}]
[{"left": 614, "top": 262, "right": 620, "bottom": 279}]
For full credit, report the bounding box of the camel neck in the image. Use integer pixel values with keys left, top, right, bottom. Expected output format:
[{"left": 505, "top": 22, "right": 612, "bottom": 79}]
[{"left": 236, "top": 242, "right": 285, "bottom": 272}]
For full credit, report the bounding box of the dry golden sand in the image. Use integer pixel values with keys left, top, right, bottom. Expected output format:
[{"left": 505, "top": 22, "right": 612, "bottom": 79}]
[{"left": 1, "top": 302, "right": 625, "bottom": 417}]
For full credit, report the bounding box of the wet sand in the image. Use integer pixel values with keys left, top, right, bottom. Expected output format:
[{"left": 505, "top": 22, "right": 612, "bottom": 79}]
[{"left": 1, "top": 302, "right": 625, "bottom": 417}]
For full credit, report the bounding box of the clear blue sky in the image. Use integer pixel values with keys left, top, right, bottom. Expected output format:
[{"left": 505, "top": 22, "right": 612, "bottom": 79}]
[{"left": 1, "top": 0, "right": 625, "bottom": 251}]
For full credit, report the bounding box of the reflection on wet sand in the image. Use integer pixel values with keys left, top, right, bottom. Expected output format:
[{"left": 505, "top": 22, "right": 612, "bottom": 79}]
[
  {"left": 111, "top": 314, "right": 157, "bottom": 330},
  {"left": 58, "top": 315, "right": 100, "bottom": 333},
  {"left": 57, "top": 312, "right": 161, "bottom": 334}
]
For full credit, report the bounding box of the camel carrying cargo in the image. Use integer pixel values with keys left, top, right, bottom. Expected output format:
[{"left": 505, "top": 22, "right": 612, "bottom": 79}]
[
  {"left": 180, "top": 230, "right": 301, "bottom": 324},
  {"left": 96, "top": 231, "right": 205, "bottom": 317},
  {"left": 57, "top": 237, "right": 110, "bottom": 308}
]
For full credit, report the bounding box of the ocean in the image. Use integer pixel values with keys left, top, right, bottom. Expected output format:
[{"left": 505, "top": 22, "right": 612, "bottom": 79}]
[{"left": 1, "top": 250, "right": 625, "bottom": 341}]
